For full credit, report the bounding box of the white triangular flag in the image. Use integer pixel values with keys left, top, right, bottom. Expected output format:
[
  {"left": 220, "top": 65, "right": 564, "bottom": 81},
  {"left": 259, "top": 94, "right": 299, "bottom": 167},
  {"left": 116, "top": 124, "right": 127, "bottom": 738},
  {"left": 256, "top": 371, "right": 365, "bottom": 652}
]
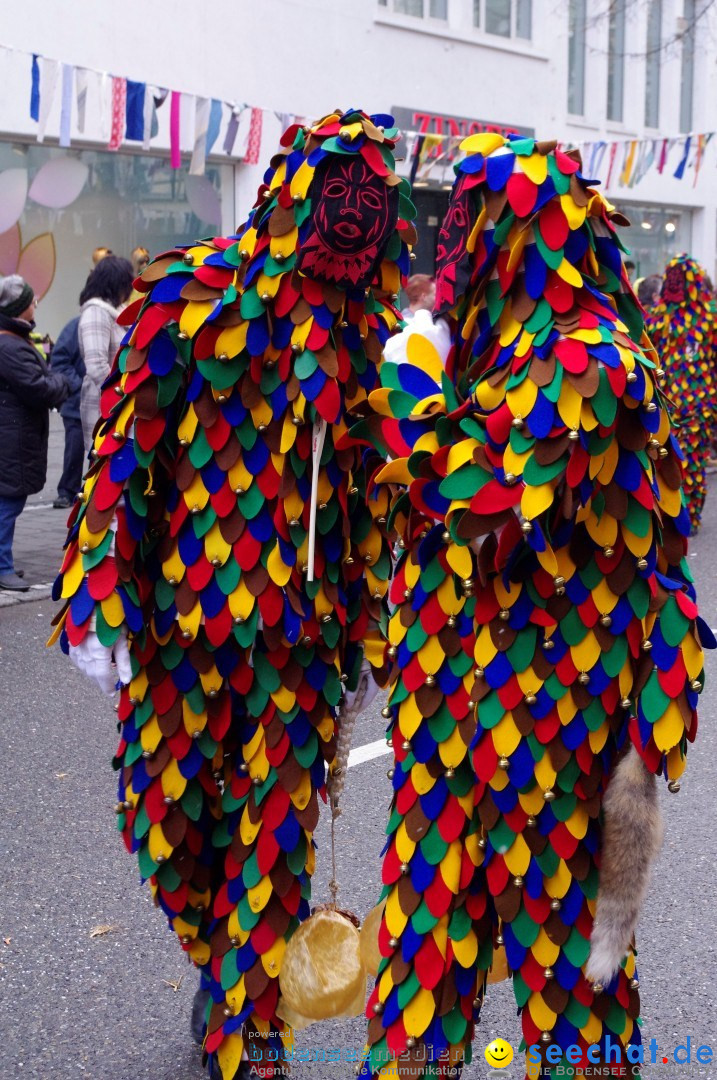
[
  {"left": 99, "top": 72, "right": 112, "bottom": 143},
  {"left": 181, "top": 92, "right": 196, "bottom": 151},
  {"left": 190, "top": 97, "right": 211, "bottom": 175},
  {"left": 76, "top": 68, "right": 89, "bottom": 132},
  {"left": 37, "top": 57, "right": 60, "bottom": 143},
  {"left": 142, "top": 84, "right": 155, "bottom": 150}
]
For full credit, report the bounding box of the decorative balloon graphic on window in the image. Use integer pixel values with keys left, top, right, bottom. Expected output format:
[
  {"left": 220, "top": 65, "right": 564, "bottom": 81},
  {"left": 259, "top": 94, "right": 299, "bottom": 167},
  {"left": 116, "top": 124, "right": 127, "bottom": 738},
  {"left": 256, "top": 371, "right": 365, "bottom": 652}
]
[
  {"left": 0, "top": 156, "right": 87, "bottom": 299},
  {"left": 0, "top": 224, "right": 56, "bottom": 302}
]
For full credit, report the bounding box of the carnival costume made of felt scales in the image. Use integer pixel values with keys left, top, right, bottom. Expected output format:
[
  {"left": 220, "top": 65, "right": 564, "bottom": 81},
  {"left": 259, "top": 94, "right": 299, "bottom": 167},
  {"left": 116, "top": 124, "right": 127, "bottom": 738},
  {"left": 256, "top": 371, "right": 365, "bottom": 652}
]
[
  {"left": 644, "top": 254, "right": 717, "bottom": 536},
  {"left": 50, "top": 110, "right": 417, "bottom": 1079},
  {"left": 350, "top": 134, "right": 710, "bottom": 1080}
]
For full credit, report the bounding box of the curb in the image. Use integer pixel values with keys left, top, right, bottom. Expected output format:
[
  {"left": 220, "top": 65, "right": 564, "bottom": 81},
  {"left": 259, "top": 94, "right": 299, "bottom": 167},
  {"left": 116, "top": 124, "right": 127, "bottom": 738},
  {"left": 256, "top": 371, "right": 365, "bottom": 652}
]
[{"left": 0, "top": 584, "right": 53, "bottom": 609}]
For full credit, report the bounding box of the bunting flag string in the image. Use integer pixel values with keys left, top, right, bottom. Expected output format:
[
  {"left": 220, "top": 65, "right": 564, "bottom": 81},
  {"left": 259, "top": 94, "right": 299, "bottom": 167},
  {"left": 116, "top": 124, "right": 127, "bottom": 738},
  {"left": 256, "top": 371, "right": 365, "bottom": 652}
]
[
  {"left": 402, "top": 126, "right": 717, "bottom": 192},
  {"left": 0, "top": 41, "right": 271, "bottom": 175},
  {"left": 7, "top": 40, "right": 716, "bottom": 187}
]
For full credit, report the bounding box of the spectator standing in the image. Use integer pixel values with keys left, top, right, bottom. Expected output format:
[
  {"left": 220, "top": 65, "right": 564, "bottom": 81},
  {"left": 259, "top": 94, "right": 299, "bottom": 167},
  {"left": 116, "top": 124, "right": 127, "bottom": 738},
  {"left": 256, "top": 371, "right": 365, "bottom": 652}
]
[
  {"left": 0, "top": 275, "right": 68, "bottom": 590},
  {"left": 637, "top": 273, "right": 662, "bottom": 310},
  {"left": 401, "top": 273, "right": 435, "bottom": 320},
  {"left": 91, "top": 245, "right": 113, "bottom": 266},
  {"left": 50, "top": 315, "right": 84, "bottom": 508},
  {"left": 78, "top": 256, "right": 133, "bottom": 453},
  {"left": 130, "top": 246, "right": 150, "bottom": 275},
  {"left": 129, "top": 246, "right": 150, "bottom": 304}
]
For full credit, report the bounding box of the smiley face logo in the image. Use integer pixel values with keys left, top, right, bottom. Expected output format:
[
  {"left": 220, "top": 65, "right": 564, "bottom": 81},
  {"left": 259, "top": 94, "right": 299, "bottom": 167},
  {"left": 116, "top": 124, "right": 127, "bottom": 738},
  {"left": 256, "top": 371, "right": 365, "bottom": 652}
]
[{"left": 484, "top": 1038, "right": 514, "bottom": 1069}]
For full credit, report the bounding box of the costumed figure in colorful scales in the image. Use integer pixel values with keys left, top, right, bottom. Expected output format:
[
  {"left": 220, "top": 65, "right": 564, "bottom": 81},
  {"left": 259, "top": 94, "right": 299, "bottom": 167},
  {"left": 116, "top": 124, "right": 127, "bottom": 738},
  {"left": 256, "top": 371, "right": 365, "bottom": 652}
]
[
  {"left": 50, "top": 110, "right": 417, "bottom": 1080},
  {"left": 351, "top": 134, "right": 709, "bottom": 1079},
  {"left": 644, "top": 254, "right": 717, "bottom": 536}
]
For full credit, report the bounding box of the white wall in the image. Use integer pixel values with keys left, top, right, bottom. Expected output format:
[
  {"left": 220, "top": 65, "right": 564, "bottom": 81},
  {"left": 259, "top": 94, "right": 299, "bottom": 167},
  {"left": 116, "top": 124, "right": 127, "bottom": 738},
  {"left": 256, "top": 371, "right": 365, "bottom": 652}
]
[
  {"left": 0, "top": 0, "right": 554, "bottom": 142},
  {"left": 2, "top": 0, "right": 717, "bottom": 270}
]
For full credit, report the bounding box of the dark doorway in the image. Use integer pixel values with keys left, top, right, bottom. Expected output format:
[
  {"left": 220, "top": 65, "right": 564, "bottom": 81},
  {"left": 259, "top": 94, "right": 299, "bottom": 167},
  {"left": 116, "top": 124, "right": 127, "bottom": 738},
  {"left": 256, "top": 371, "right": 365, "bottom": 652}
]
[{"left": 410, "top": 187, "right": 451, "bottom": 276}]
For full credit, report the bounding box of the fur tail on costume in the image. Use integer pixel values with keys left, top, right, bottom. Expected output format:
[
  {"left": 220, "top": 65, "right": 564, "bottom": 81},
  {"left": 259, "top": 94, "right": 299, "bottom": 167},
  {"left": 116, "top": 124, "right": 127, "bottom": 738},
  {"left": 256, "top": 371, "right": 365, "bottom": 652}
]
[{"left": 586, "top": 745, "right": 663, "bottom": 985}]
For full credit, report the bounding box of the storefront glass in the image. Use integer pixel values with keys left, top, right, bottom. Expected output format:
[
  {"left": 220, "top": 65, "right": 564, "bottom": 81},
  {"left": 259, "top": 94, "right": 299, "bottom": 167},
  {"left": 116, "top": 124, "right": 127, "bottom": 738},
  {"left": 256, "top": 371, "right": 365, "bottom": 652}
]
[
  {"left": 0, "top": 143, "right": 232, "bottom": 337},
  {"left": 618, "top": 203, "right": 692, "bottom": 278}
]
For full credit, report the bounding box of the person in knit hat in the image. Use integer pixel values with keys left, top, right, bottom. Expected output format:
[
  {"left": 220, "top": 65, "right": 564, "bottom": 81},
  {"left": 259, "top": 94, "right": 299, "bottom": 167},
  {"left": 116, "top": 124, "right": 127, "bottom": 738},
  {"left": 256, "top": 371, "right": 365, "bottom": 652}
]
[
  {"left": 0, "top": 275, "right": 68, "bottom": 590},
  {"left": 0, "top": 275, "right": 35, "bottom": 319}
]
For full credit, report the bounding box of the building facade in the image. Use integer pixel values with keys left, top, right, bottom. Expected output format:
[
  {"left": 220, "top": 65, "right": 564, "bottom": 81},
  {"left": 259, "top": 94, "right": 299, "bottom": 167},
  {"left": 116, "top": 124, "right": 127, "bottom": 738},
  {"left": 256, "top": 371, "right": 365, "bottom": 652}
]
[{"left": 1, "top": 0, "right": 715, "bottom": 335}]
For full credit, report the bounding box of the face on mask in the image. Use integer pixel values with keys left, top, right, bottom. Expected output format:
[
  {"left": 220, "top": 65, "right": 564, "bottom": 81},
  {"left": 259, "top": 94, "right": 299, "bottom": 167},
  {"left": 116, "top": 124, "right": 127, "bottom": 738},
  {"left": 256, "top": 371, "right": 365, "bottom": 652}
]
[
  {"left": 434, "top": 174, "right": 474, "bottom": 313},
  {"left": 297, "top": 156, "right": 398, "bottom": 288},
  {"left": 662, "top": 263, "right": 686, "bottom": 304}
]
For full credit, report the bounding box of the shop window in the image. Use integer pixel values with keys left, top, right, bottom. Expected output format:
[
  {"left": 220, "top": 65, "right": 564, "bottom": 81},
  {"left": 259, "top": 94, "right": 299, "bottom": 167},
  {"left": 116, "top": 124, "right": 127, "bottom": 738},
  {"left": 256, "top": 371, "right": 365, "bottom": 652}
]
[
  {"left": 644, "top": 0, "right": 662, "bottom": 129},
  {"left": 619, "top": 204, "right": 691, "bottom": 277},
  {"left": 0, "top": 143, "right": 230, "bottom": 338},
  {"left": 607, "top": 0, "right": 626, "bottom": 122},
  {"left": 473, "top": 0, "right": 532, "bottom": 38},
  {"left": 568, "top": 0, "right": 587, "bottom": 115},
  {"left": 378, "top": 0, "right": 448, "bottom": 17}
]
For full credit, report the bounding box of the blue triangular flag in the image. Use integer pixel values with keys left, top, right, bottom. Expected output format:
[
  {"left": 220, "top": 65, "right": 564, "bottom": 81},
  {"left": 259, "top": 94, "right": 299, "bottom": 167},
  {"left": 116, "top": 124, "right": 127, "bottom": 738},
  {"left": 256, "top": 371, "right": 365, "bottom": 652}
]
[
  {"left": 30, "top": 54, "right": 40, "bottom": 121},
  {"left": 125, "top": 79, "right": 146, "bottom": 141},
  {"left": 674, "top": 136, "right": 691, "bottom": 180}
]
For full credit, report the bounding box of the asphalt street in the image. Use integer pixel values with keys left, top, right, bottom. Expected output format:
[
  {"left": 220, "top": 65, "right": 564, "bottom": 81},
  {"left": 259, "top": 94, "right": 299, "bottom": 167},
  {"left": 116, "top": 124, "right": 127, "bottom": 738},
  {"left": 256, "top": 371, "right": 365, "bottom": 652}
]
[{"left": 1, "top": 491, "right": 717, "bottom": 1079}]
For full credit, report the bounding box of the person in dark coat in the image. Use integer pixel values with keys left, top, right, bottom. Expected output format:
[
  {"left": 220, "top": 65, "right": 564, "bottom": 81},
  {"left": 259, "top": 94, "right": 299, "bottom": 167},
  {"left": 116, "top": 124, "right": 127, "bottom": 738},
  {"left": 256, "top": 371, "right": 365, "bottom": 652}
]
[
  {"left": 50, "top": 316, "right": 84, "bottom": 508},
  {"left": 0, "top": 275, "right": 68, "bottom": 590}
]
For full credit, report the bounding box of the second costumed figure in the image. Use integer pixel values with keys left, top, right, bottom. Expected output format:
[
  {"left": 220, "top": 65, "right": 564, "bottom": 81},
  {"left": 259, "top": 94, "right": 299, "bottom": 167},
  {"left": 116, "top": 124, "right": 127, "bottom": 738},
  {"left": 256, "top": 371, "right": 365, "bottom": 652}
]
[
  {"left": 644, "top": 253, "right": 717, "bottom": 536},
  {"left": 353, "top": 134, "right": 708, "bottom": 1079}
]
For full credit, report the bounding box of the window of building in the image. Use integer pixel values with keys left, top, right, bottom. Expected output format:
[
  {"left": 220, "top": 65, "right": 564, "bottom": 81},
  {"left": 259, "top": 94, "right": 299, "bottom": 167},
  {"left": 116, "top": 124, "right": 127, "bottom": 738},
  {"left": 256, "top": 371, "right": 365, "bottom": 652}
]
[
  {"left": 377, "top": 0, "right": 448, "bottom": 17},
  {"left": 472, "top": 0, "right": 532, "bottom": 38},
  {"left": 0, "top": 142, "right": 229, "bottom": 338},
  {"left": 607, "top": 0, "right": 626, "bottom": 122},
  {"left": 486, "top": 0, "right": 511, "bottom": 35},
  {"left": 516, "top": 0, "right": 531, "bottom": 37},
  {"left": 568, "top": 0, "right": 587, "bottom": 115},
  {"left": 645, "top": 0, "right": 662, "bottom": 128},
  {"left": 680, "top": 0, "right": 696, "bottom": 132}
]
